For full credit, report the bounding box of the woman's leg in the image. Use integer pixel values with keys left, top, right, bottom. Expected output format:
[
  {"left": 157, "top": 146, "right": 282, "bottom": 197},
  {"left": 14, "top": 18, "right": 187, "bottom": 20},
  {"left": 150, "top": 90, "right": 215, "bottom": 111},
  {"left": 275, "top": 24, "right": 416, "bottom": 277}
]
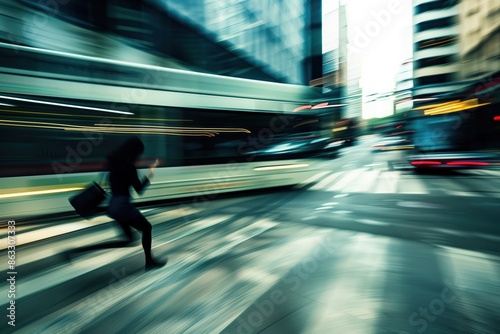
[
  {"left": 126, "top": 215, "right": 152, "bottom": 259},
  {"left": 117, "top": 221, "right": 137, "bottom": 245},
  {"left": 68, "top": 221, "right": 135, "bottom": 256}
]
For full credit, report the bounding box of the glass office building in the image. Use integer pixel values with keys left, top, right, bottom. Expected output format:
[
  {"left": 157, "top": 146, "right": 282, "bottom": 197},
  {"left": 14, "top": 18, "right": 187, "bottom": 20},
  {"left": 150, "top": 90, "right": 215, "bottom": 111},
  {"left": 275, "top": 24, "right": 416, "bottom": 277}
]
[
  {"left": 160, "top": 0, "right": 309, "bottom": 84},
  {"left": 16, "top": 0, "right": 320, "bottom": 85}
]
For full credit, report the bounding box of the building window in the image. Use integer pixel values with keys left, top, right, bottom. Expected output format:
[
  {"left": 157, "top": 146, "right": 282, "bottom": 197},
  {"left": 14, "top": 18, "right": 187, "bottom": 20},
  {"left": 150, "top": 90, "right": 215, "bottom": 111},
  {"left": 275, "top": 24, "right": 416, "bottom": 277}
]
[
  {"left": 466, "top": 6, "right": 480, "bottom": 16},
  {"left": 416, "top": 16, "right": 457, "bottom": 33},
  {"left": 415, "top": 36, "right": 457, "bottom": 50},
  {"left": 415, "top": 74, "right": 454, "bottom": 86},
  {"left": 486, "top": 8, "right": 500, "bottom": 19},
  {"left": 415, "top": 55, "right": 455, "bottom": 69},
  {"left": 415, "top": 0, "right": 458, "bottom": 15}
]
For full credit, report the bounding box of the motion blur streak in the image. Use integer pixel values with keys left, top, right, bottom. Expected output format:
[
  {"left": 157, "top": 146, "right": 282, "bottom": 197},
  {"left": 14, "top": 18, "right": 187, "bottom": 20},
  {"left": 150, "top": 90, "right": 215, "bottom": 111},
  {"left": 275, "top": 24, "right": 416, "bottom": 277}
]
[
  {"left": 0, "top": 118, "right": 251, "bottom": 136},
  {"left": 253, "top": 164, "right": 310, "bottom": 171},
  {"left": 0, "top": 109, "right": 190, "bottom": 122},
  {"left": 446, "top": 161, "right": 490, "bottom": 166},
  {"left": 0, "top": 35, "right": 328, "bottom": 218},
  {"left": 411, "top": 161, "right": 441, "bottom": 166},
  {"left": 0, "top": 95, "right": 134, "bottom": 115},
  {"left": 108, "top": 124, "right": 250, "bottom": 133},
  {"left": 0, "top": 187, "right": 84, "bottom": 199}
]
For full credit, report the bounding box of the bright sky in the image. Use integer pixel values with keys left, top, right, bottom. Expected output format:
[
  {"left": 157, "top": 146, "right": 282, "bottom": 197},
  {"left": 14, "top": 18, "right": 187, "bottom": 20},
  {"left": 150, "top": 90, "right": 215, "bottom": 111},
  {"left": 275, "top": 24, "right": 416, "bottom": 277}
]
[{"left": 343, "top": 0, "right": 413, "bottom": 118}]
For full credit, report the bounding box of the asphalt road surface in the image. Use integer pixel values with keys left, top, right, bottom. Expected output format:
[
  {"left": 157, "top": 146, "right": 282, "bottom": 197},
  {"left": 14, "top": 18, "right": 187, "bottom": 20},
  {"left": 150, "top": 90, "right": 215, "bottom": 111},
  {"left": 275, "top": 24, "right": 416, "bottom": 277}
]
[{"left": 1, "top": 135, "right": 499, "bottom": 334}]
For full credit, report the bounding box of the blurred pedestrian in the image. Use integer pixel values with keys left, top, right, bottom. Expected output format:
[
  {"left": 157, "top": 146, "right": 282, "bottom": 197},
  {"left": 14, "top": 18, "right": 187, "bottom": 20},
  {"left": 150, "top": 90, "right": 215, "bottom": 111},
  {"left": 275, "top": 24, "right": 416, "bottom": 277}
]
[{"left": 106, "top": 136, "right": 166, "bottom": 270}]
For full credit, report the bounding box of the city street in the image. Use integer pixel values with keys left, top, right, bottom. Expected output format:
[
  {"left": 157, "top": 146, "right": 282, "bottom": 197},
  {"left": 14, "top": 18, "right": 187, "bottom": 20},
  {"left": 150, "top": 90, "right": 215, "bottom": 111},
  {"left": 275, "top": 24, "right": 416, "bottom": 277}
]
[
  {"left": 1, "top": 0, "right": 499, "bottom": 333},
  {"left": 2, "top": 135, "right": 499, "bottom": 334}
]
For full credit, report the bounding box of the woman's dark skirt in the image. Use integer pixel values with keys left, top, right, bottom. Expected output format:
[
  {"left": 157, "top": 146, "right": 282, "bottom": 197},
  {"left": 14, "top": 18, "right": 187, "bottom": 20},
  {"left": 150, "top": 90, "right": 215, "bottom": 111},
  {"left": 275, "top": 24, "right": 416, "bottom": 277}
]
[{"left": 107, "top": 195, "right": 142, "bottom": 222}]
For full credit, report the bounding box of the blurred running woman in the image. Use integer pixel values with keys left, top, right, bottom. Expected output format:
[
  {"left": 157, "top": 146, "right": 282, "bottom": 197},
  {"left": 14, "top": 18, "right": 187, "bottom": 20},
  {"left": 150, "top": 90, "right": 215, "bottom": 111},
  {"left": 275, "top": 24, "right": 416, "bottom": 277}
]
[{"left": 107, "top": 136, "right": 166, "bottom": 270}]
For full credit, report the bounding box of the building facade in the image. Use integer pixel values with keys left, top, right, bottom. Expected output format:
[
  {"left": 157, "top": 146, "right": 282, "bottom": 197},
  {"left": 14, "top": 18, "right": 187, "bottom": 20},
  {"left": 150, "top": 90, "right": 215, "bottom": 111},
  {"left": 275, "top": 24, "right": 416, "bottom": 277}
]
[
  {"left": 458, "top": 0, "right": 500, "bottom": 81},
  {"left": 412, "top": 0, "right": 462, "bottom": 99},
  {"left": 16, "top": 0, "right": 322, "bottom": 85},
  {"left": 159, "top": 0, "right": 312, "bottom": 84}
]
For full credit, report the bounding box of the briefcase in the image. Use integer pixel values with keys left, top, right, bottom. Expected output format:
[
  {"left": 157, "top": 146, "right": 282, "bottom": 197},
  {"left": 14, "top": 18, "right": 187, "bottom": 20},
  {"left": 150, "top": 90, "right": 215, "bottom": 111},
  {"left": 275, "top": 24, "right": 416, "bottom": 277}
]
[{"left": 69, "top": 181, "right": 108, "bottom": 218}]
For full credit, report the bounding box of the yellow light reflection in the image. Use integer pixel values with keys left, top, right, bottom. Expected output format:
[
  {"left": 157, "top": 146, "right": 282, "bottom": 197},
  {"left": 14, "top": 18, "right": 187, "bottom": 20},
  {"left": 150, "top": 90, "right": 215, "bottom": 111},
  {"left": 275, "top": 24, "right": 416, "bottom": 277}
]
[
  {"left": 0, "top": 119, "right": 251, "bottom": 137},
  {"left": 384, "top": 145, "right": 414, "bottom": 151},
  {"left": 412, "top": 100, "right": 461, "bottom": 110},
  {"left": 253, "top": 164, "right": 309, "bottom": 171},
  {"left": 103, "top": 124, "right": 250, "bottom": 133},
  {"left": 0, "top": 187, "right": 85, "bottom": 199},
  {"left": 333, "top": 126, "right": 348, "bottom": 132},
  {"left": 423, "top": 99, "right": 491, "bottom": 115}
]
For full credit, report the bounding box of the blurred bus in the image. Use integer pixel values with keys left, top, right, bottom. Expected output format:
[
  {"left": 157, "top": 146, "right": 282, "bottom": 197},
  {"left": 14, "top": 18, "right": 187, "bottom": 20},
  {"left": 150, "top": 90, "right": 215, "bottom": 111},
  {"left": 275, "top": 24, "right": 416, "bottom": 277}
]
[{"left": 406, "top": 76, "right": 500, "bottom": 169}]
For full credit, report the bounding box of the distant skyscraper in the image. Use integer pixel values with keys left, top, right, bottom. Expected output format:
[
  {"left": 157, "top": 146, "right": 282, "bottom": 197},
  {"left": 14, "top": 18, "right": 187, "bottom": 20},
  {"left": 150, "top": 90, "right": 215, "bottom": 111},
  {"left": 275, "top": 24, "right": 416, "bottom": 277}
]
[
  {"left": 395, "top": 59, "right": 413, "bottom": 113},
  {"left": 345, "top": 22, "right": 362, "bottom": 119},
  {"left": 319, "top": 0, "right": 347, "bottom": 111},
  {"left": 319, "top": 0, "right": 340, "bottom": 91},
  {"left": 345, "top": 44, "right": 362, "bottom": 119}
]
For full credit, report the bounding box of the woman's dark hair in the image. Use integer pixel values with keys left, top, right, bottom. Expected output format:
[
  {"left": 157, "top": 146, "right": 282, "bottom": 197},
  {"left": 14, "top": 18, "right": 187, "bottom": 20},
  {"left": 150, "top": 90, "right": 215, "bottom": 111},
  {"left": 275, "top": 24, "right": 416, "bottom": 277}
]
[{"left": 107, "top": 136, "right": 144, "bottom": 163}]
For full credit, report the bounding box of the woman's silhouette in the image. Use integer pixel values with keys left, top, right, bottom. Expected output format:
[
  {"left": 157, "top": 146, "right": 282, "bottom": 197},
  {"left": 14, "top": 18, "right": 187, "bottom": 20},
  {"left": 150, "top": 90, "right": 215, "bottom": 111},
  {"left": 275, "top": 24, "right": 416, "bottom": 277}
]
[{"left": 107, "top": 136, "right": 166, "bottom": 270}]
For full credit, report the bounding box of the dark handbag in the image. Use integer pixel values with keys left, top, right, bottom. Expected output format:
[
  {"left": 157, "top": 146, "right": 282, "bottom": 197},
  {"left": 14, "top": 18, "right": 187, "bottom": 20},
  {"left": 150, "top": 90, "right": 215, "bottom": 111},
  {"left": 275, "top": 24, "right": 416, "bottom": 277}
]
[{"left": 69, "top": 176, "right": 109, "bottom": 218}]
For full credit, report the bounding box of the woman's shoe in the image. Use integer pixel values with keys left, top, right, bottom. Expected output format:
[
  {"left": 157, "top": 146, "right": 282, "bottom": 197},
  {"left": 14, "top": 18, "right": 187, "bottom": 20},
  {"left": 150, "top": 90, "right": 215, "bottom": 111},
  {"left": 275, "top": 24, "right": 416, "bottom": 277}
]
[{"left": 145, "top": 258, "right": 167, "bottom": 271}]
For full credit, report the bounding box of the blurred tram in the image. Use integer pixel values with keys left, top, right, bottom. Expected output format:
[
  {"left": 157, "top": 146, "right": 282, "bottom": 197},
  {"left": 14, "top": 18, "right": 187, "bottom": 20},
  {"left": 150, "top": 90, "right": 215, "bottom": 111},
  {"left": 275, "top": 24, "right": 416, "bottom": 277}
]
[{"left": 0, "top": 42, "right": 329, "bottom": 219}]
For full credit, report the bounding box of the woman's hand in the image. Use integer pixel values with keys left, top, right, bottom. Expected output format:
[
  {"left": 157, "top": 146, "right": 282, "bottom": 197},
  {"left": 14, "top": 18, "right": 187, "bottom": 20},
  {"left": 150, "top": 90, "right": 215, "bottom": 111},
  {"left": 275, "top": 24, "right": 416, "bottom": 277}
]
[
  {"left": 146, "top": 158, "right": 159, "bottom": 179},
  {"left": 151, "top": 158, "right": 159, "bottom": 169}
]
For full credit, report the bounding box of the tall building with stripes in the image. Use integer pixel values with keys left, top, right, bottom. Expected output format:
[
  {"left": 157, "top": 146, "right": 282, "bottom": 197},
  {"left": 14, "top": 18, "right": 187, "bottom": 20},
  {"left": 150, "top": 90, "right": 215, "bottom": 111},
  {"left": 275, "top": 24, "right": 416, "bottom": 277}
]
[{"left": 412, "top": 0, "right": 462, "bottom": 99}]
